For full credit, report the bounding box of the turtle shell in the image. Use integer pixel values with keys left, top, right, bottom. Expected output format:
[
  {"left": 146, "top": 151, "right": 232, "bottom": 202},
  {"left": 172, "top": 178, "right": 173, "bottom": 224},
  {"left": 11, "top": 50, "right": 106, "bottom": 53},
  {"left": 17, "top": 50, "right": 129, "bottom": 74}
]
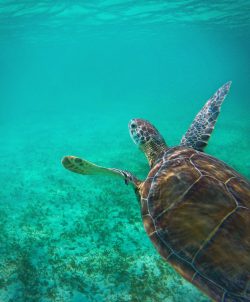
[{"left": 140, "top": 146, "right": 250, "bottom": 302}]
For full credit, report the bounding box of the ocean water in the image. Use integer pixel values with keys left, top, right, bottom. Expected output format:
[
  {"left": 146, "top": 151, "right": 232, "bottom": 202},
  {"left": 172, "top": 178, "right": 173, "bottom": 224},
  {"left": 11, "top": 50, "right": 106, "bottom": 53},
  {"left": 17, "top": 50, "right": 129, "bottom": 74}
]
[{"left": 0, "top": 1, "right": 249, "bottom": 302}]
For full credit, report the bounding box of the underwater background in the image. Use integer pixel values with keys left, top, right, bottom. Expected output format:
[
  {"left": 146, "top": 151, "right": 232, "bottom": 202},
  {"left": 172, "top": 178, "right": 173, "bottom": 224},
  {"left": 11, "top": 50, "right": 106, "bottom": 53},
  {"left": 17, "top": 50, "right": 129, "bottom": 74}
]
[{"left": 0, "top": 1, "right": 249, "bottom": 301}]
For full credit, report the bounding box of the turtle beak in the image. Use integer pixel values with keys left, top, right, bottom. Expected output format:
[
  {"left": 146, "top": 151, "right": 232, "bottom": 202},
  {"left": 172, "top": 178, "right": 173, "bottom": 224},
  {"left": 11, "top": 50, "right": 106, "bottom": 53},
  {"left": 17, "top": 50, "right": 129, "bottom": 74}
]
[
  {"left": 61, "top": 156, "right": 77, "bottom": 171},
  {"left": 62, "top": 156, "right": 70, "bottom": 167},
  {"left": 128, "top": 119, "right": 141, "bottom": 145}
]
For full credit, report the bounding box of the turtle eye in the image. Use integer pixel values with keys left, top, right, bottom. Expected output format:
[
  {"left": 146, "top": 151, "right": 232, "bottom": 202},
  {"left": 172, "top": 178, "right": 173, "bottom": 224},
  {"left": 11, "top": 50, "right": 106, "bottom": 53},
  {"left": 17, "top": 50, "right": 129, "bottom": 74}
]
[{"left": 130, "top": 123, "right": 137, "bottom": 129}]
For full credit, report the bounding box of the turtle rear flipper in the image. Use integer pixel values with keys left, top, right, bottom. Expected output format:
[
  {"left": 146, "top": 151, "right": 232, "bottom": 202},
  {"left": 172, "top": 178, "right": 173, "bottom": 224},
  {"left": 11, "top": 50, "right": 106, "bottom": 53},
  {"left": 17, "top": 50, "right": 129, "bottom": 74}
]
[
  {"left": 62, "top": 156, "right": 141, "bottom": 187},
  {"left": 180, "top": 81, "right": 232, "bottom": 151}
]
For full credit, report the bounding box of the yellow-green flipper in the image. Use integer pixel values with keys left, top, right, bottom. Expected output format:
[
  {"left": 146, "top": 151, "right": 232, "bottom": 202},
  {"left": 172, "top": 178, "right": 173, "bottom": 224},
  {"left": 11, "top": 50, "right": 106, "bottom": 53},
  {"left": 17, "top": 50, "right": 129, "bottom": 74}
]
[{"left": 61, "top": 156, "right": 141, "bottom": 187}]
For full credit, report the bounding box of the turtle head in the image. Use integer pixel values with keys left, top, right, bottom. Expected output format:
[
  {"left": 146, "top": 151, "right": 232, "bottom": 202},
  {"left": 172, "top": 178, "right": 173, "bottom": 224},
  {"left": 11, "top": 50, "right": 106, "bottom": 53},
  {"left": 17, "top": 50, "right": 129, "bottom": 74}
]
[
  {"left": 129, "top": 118, "right": 167, "bottom": 167},
  {"left": 129, "top": 118, "right": 163, "bottom": 146}
]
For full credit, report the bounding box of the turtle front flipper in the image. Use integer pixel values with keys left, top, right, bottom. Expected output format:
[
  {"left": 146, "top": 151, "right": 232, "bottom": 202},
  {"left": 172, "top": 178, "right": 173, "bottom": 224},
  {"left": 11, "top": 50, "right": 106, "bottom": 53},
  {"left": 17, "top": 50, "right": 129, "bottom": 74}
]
[
  {"left": 180, "top": 81, "right": 232, "bottom": 151},
  {"left": 62, "top": 156, "right": 141, "bottom": 187}
]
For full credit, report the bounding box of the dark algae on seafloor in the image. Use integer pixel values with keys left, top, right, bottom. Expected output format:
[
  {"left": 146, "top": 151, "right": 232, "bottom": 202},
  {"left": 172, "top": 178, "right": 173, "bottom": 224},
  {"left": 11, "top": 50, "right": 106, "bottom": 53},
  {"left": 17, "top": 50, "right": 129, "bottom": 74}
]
[{"left": 62, "top": 83, "right": 250, "bottom": 302}]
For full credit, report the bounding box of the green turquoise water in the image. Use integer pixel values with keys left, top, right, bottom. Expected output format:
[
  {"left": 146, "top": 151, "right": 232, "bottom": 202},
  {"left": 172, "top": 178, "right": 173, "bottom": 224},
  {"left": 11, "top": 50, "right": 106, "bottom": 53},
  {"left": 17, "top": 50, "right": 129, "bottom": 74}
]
[{"left": 0, "top": 2, "right": 249, "bottom": 301}]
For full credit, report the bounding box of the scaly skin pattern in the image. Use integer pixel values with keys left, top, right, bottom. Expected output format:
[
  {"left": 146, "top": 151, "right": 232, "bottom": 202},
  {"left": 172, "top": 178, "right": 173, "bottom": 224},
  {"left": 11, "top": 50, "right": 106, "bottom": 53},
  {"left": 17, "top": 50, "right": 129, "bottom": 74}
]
[
  {"left": 180, "top": 81, "right": 232, "bottom": 151},
  {"left": 129, "top": 118, "right": 167, "bottom": 167},
  {"left": 139, "top": 146, "right": 250, "bottom": 302}
]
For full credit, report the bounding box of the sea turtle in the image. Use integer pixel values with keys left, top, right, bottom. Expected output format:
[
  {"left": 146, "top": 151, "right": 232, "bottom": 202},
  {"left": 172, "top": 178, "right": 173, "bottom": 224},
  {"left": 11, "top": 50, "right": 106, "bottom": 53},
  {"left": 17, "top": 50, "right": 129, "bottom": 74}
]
[{"left": 62, "top": 82, "right": 250, "bottom": 302}]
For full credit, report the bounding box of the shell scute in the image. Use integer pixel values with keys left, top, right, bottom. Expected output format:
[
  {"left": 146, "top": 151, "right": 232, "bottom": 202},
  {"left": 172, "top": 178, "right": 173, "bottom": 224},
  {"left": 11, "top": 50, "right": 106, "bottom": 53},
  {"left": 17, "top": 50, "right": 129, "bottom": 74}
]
[
  {"left": 147, "top": 157, "right": 200, "bottom": 219},
  {"left": 226, "top": 177, "right": 250, "bottom": 209},
  {"left": 195, "top": 208, "right": 250, "bottom": 298},
  {"left": 167, "top": 253, "right": 197, "bottom": 282},
  {"left": 224, "top": 292, "right": 250, "bottom": 302},
  {"left": 166, "top": 147, "right": 196, "bottom": 161},
  {"left": 191, "top": 153, "right": 237, "bottom": 181},
  {"left": 150, "top": 231, "right": 172, "bottom": 260},
  {"left": 192, "top": 272, "right": 225, "bottom": 302},
  {"left": 154, "top": 176, "right": 236, "bottom": 263}
]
